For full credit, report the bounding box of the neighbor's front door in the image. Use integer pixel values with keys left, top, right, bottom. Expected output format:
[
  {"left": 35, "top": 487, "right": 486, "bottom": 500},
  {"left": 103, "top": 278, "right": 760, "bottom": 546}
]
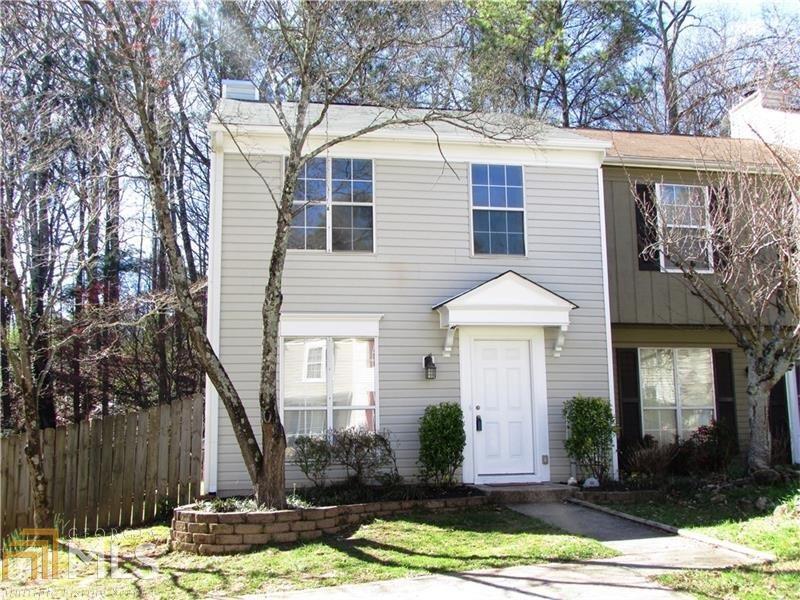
[{"left": 472, "top": 339, "right": 535, "bottom": 478}]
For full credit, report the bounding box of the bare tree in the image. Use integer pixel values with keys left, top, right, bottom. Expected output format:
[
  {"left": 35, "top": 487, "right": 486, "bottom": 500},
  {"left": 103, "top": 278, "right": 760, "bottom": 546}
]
[
  {"left": 0, "top": 0, "right": 108, "bottom": 525},
  {"left": 635, "top": 144, "right": 799, "bottom": 472},
  {"left": 70, "top": 0, "right": 541, "bottom": 507},
  {"left": 632, "top": 0, "right": 798, "bottom": 135}
]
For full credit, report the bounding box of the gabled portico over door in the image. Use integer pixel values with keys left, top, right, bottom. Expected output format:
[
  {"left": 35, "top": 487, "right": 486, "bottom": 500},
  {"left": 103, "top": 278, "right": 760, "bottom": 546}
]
[{"left": 434, "top": 271, "right": 577, "bottom": 484}]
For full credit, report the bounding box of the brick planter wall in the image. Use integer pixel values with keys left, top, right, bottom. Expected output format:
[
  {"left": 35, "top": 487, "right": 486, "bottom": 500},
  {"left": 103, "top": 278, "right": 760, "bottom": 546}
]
[{"left": 170, "top": 495, "right": 489, "bottom": 555}]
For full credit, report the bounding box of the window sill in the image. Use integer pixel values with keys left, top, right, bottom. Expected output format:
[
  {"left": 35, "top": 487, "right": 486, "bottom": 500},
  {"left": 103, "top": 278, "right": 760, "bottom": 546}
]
[
  {"left": 287, "top": 249, "right": 377, "bottom": 256},
  {"left": 470, "top": 253, "right": 530, "bottom": 260},
  {"left": 662, "top": 267, "right": 714, "bottom": 275}
]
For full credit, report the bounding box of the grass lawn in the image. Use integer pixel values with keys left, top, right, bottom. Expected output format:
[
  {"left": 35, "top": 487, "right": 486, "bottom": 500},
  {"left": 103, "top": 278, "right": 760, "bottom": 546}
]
[
  {"left": 603, "top": 480, "right": 800, "bottom": 600},
  {"left": 1, "top": 507, "right": 614, "bottom": 599}
]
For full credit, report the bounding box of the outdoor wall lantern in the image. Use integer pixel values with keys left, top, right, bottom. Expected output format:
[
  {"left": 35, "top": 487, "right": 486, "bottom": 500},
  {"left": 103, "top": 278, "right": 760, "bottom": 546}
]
[{"left": 424, "top": 354, "right": 437, "bottom": 380}]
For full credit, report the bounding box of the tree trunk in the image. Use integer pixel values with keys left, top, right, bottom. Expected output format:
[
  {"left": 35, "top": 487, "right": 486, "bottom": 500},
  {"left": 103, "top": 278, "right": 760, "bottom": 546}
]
[
  {"left": 1, "top": 223, "right": 52, "bottom": 527},
  {"left": 154, "top": 234, "right": 170, "bottom": 404},
  {"left": 745, "top": 355, "right": 772, "bottom": 471},
  {"left": 101, "top": 145, "right": 121, "bottom": 412},
  {"left": 31, "top": 192, "right": 55, "bottom": 429},
  {"left": 24, "top": 417, "right": 52, "bottom": 528},
  {"left": 255, "top": 165, "right": 297, "bottom": 509},
  {"left": 1, "top": 293, "right": 12, "bottom": 430}
]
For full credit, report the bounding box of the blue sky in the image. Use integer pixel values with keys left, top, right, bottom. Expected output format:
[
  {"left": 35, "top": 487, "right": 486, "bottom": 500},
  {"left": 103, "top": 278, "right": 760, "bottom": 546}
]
[{"left": 693, "top": 0, "right": 800, "bottom": 22}]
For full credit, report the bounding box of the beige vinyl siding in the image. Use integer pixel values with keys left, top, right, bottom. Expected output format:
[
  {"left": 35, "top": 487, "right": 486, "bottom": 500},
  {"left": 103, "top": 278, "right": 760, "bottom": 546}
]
[
  {"left": 612, "top": 325, "right": 750, "bottom": 449},
  {"left": 603, "top": 166, "right": 720, "bottom": 325},
  {"left": 215, "top": 154, "right": 610, "bottom": 493}
]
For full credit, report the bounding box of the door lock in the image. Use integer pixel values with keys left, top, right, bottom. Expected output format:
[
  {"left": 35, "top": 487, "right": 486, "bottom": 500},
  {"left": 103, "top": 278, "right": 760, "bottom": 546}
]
[{"left": 476, "top": 415, "right": 482, "bottom": 431}]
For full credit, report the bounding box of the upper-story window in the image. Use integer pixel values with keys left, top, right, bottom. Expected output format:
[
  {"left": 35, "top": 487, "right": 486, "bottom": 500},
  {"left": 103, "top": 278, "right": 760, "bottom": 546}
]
[
  {"left": 656, "top": 183, "right": 713, "bottom": 272},
  {"left": 288, "top": 157, "right": 374, "bottom": 252},
  {"left": 471, "top": 164, "right": 526, "bottom": 255}
]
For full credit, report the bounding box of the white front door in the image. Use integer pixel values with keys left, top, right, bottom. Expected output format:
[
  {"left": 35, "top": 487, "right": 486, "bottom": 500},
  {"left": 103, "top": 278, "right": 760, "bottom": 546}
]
[{"left": 472, "top": 340, "right": 535, "bottom": 477}]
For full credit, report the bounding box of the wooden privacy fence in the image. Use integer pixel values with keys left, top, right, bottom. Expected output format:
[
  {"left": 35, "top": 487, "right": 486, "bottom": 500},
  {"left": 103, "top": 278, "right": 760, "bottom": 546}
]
[{"left": 1, "top": 395, "right": 203, "bottom": 537}]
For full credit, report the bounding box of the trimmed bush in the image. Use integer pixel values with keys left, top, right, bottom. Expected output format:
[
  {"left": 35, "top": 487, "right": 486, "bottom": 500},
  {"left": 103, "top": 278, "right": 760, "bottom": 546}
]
[
  {"left": 563, "top": 395, "right": 616, "bottom": 483},
  {"left": 418, "top": 402, "right": 466, "bottom": 486},
  {"left": 293, "top": 427, "right": 398, "bottom": 487},
  {"left": 293, "top": 434, "right": 333, "bottom": 487},
  {"left": 329, "top": 427, "right": 398, "bottom": 486}
]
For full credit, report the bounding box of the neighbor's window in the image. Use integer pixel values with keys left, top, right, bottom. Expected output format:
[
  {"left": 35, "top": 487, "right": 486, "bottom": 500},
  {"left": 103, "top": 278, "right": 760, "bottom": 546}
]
[
  {"left": 288, "top": 157, "right": 374, "bottom": 252},
  {"left": 638, "top": 347, "right": 715, "bottom": 445},
  {"left": 282, "top": 337, "right": 377, "bottom": 442},
  {"left": 656, "top": 184, "right": 712, "bottom": 272},
  {"left": 303, "top": 340, "right": 325, "bottom": 382},
  {"left": 471, "top": 164, "right": 525, "bottom": 255}
]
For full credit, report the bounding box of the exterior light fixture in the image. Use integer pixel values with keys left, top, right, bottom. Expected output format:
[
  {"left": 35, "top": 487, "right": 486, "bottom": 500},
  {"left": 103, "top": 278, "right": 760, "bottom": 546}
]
[{"left": 424, "top": 354, "right": 437, "bottom": 380}]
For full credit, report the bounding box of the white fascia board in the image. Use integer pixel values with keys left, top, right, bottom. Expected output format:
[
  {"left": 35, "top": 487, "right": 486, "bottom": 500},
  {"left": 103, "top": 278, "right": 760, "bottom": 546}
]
[
  {"left": 280, "top": 313, "right": 384, "bottom": 338},
  {"left": 442, "top": 306, "right": 571, "bottom": 329},
  {"left": 208, "top": 120, "right": 611, "bottom": 151},
  {"left": 210, "top": 128, "right": 607, "bottom": 170}
]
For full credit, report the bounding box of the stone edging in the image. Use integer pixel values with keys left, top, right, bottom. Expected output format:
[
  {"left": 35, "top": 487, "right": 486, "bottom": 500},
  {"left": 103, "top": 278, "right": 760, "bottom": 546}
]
[
  {"left": 567, "top": 497, "right": 777, "bottom": 563},
  {"left": 573, "top": 490, "right": 662, "bottom": 504},
  {"left": 170, "top": 495, "right": 489, "bottom": 555}
]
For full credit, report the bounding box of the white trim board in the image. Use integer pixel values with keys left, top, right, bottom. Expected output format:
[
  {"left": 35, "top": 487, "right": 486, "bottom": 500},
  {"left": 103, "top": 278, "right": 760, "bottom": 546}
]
[
  {"left": 212, "top": 131, "right": 606, "bottom": 171},
  {"left": 203, "top": 135, "right": 224, "bottom": 494},
  {"left": 786, "top": 367, "right": 800, "bottom": 465},
  {"left": 280, "top": 313, "right": 383, "bottom": 338},
  {"left": 458, "top": 326, "right": 551, "bottom": 485},
  {"left": 597, "top": 167, "right": 619, "bottom": 479}
]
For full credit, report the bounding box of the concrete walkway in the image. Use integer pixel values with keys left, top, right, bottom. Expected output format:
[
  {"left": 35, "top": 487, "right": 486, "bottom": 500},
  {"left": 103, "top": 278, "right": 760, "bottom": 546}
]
[
  {"left": 239, "top": 502, "right": 762, "bottom": 600},
  {"left": 511, "top": 501, "right": 759, "bottom": 576}
]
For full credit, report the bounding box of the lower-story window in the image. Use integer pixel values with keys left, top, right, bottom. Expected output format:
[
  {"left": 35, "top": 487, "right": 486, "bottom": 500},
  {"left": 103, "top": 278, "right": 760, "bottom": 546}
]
[
  {"left": 282, "top": 337, "right": 377, "bottom": 443},
  {"left": 638, "top": 347, "right": 716, "bottom": 445}
]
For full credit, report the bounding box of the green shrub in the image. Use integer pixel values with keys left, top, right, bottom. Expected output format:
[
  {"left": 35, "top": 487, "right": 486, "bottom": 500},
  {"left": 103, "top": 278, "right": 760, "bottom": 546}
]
[
  {"left": 293, "top": 433, "right": 333, "bottom": 487},
  {"left": 563, "top": 395, "right": 616, "bottom": 483},
  {"left": 329, "top": 427, "right": 397, "bottom": 486},
  {"left": 418, "top": 402, "right": 466, "bottom": 487},
  {"left": 685, "top": 420, "right": 737, "bottom": 474},
  {"left": 623, "top": 441, "right": 677, "bottom": 485},
  {"left": 194, "top": 497, "right": 270, "bottom": 513}
]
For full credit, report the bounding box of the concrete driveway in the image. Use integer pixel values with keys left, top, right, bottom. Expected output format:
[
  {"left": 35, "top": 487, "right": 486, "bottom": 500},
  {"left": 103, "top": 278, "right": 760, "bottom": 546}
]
[{"left": 239, "top": 501, "right": 762, "bottom": 600}]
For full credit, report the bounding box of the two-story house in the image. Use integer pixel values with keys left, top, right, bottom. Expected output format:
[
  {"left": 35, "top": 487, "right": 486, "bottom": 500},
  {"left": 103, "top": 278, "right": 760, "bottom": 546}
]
[{"left": 202, "top": 83, "right": 799, "bottom": 496}]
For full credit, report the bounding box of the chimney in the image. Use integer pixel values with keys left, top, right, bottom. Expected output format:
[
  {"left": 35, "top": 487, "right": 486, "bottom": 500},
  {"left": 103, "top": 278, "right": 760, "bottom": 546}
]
[{"left": 221, "top": 79, "right": 259, "bottom": 101}]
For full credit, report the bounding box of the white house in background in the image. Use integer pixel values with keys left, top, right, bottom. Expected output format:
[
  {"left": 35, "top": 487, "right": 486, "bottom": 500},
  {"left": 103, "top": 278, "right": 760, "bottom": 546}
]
[{"left": 729, "top": 88, "right": 800, "bottom": 148}]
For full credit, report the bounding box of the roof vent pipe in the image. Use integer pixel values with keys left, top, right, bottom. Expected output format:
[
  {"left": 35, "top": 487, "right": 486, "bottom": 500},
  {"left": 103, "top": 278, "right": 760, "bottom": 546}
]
[{"left": 221, "top": 79, "right": 259, "bottom": 101}]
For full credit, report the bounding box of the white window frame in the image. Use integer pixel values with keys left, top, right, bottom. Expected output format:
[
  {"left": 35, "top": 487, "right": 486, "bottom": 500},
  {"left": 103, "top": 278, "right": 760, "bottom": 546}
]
[
  {"left": 282, "top": 336, "right": 379, "bottom": 435},
  {"left": 468, "top": 162, "right": 528, "bottom": 257},
  {"left": 284, "top": 156, "right": 377, "bottom": 254},
  {"left": 279, "top": 314, "right": 383, "bottom": 438},
  {"left": 302, "top": 340, "right": 326, "bottom": 383},
  {"left": 638, "top": 347, "right": 717, "bottom": 442},
  {"left": 655, "top": 183, "right": 714, "bottom": 274}
]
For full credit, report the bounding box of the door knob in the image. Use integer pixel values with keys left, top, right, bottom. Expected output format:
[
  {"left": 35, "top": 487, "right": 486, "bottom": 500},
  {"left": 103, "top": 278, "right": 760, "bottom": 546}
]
[{"left": 476, "top": 415, "right": 482, "bottom": 431}]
